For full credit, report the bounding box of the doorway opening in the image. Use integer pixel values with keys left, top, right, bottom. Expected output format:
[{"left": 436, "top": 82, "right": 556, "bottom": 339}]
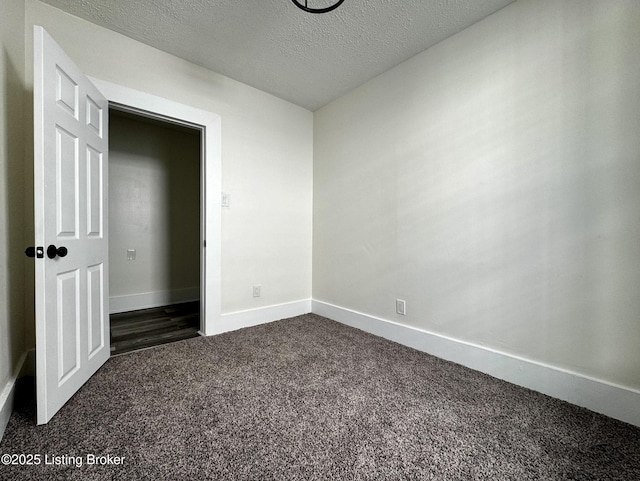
[
  {"left": 89, "top": 75, "right": 223, "bottom": 339},
  {"left": 108, "top": 107, "right": 203, "bottom": 354}
]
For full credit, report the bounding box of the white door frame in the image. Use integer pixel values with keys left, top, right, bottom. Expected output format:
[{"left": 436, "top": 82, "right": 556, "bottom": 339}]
[{"left": 90, "top": 78, "right": 222, "bottom": 336}]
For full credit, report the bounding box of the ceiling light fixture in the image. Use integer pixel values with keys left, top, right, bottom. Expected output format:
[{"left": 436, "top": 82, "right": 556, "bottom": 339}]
[{"left": 291, "top": 0, "right": 344, "bottom": 14}]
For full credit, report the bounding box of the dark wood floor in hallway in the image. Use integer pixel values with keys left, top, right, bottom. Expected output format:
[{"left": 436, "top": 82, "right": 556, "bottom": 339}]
[{"left": 110, "top": 301, "right": 200, "bottom": 355}]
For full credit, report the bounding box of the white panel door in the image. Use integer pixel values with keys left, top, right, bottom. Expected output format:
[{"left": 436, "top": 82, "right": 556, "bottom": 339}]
[{"left": 33, "top": 26, "right": 110, "bottom": 425}]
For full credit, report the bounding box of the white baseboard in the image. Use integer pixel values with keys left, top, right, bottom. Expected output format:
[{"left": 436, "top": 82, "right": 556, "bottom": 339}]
[
  {"left": 312, "top": 300, "right": 640, "bottom": 428},
  {"left": 0, "top": 350, "right": 31, "bottom": 442},
  {"left": 110, "top": 288, "right": 200, "bottom": 314},
  {"left": 214, "top": 299, "right": 312, "bottom": 335}
]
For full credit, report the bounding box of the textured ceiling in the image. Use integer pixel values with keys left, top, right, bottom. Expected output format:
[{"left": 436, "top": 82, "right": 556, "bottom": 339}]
[{"left": 40, "top": 0, "right": 516, "bottom": 111}]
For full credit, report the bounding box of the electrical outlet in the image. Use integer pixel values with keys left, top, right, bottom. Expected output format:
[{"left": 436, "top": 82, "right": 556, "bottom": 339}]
[
  {"left": 253, "top": 285, "right": 261, "bottom": 297},
  {"left": 221, "top": 193, "right": 230, "bottom": 208},
  {"left": 396, "top": 299, "right": 406, "bottom": 316},
  {"left": 127, "top": 249, "right": 136, "bottom": 261}
]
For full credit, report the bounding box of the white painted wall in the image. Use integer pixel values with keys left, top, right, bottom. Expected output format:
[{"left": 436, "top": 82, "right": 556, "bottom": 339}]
[
  {"left": 21, "top": 0, "right": 313, "bottom": 344},
  {"left": 0, "top": 0, "right": 26, "bottom": 434},
  {"left": 109, "top": 112, "right": 200, "bottom": 312},
  {"left": 314, "top": 0, "right": 640, "bottom": 391}
]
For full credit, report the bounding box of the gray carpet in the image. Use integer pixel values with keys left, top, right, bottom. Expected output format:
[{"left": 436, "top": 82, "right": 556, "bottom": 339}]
[{"left": 1, "top": 314, "right": 639, "bottom": 480}]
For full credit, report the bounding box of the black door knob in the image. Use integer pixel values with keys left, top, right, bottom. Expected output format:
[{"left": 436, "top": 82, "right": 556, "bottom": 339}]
[
  {"left": 47, "top": 245, "right": 68, "bottom": 259},
  {"left": 25, "top": 246, "right": 44, "bottom": 258}
]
